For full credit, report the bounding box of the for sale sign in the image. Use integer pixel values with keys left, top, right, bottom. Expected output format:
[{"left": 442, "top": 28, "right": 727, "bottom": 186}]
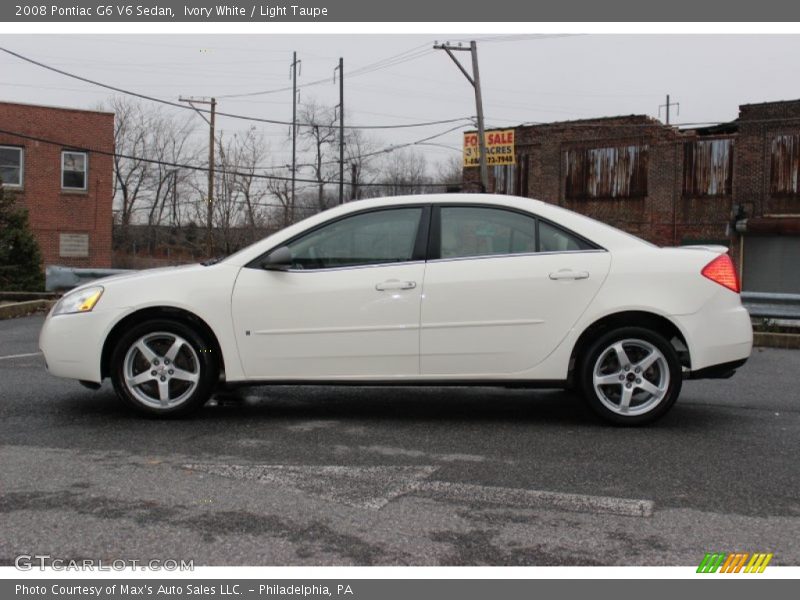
[{"left": 463, "top": 129, "right": 516, "bottom": 167}]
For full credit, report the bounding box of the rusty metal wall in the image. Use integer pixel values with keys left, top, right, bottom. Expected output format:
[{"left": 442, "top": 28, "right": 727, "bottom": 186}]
[
  {"left": 770, "top": 134, "right": 800, "bottom": 195},
  {"left": 564, "top": 145, "right": 648, "bottom": 199},
  {"left": 683, "top": 138, "right": 734, "bottom": 197}
]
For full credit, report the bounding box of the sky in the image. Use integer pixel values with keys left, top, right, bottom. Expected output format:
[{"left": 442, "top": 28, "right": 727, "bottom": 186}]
[{"left": 2, "top": 33, "right": 800, "bottom": 174}]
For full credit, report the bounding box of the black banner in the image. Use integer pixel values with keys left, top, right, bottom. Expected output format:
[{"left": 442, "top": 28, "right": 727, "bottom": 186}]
[{"left": 4, "top": 579, "right": 797, "bottom": 600}]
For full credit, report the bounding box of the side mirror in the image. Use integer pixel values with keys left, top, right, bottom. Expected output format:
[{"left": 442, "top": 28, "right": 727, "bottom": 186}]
[{"left": 261, "top": 246, "right": 293, "bottom": 271}]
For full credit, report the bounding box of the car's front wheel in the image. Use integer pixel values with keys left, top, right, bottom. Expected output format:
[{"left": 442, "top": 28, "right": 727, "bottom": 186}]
[
  {"left": 578, "top": 327, "right": 682, "bottom": 425},
  {"left": 110, "top": 319, "right": 218, "bottom": 417}
]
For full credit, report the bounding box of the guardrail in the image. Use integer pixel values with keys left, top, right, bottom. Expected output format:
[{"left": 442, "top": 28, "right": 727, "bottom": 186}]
[
  {"left": 742, "top": 291, "right": 800, "bottom": 320},
  {"left": 45, "top": 265, "right": 132, "bottom": 292}
]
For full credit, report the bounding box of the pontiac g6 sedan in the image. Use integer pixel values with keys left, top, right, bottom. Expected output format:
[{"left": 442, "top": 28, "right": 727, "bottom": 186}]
[{"left": 39, "top": 194, "right": 752, "bottom": 425}]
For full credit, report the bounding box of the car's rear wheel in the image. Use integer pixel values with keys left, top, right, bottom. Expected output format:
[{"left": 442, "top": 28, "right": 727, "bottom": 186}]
[
  {"left": 578, "top": 327, "right": 682, "bottom": 425},
  {"left": 110, "top": 319, "right": 218, "bottom": 417}
]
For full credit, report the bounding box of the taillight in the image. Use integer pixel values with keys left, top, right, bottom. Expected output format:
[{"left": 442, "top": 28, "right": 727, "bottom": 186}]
[{"left": 701, "top": 254, "right": 740, "bottom": 293}]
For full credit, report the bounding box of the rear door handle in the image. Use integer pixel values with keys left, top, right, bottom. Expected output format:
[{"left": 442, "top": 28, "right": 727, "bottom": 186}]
[
  {"left": 375, "top": 280, "right": 417, "bottom": 291},
  {"left": 549, "top": 270, "right": 590, "bottom": 281}
]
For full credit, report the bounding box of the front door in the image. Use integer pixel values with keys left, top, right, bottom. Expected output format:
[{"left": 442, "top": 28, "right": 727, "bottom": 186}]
[{"left": 231, "top": 206, "right": 428, "bottom": 379}]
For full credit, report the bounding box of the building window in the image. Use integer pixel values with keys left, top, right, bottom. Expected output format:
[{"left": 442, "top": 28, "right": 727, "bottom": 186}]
[
  {"left": 515, "top": 154, "right": 529, "bottom": 197},
  {"left": 493, "top": 164, "right": 516, "bottom": 195},
  {"left": 62, "top": 151, "right": 88, "bottom": 190},
  {"left": 0, "top": 145, "right": 24, "bottom": 188},
  {"left": 770, "top": 134, "right": 800, "bottom": 196},
  {"left": 683, "top": 138, "right": 734, "bottom": 197},
  {"left": 564, "top": 145, "right": 648, "bottom": 200}
]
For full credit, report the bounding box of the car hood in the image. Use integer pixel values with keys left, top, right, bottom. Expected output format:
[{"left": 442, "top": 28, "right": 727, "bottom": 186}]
[{"left": 68, "top": 263, "right": 207, "bottom": 294}]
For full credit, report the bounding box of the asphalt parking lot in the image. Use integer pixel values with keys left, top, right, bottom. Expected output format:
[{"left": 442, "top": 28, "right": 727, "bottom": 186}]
[{"left": 1, "top": 314, "right": 798, "bottom": 566}]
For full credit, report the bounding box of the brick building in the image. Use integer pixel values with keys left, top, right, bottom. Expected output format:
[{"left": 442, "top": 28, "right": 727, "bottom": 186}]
[
  {"left": 0, "top": 101, "right": 114, "bottom": 268},
  {"left": 464, "top": 99, "right": 800, "bottom": 294}
]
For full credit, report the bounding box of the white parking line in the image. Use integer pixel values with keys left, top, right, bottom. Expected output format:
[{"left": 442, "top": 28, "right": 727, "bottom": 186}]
[
  {"left": 0, "top": 351, "right": 42, "bottom": 361},
  {"left": 183, "top": 464, "right": 439, "bottom": 509},
  {"left": 183, "top": 463, "right": 655, "bottom": 517},
  {"left": 416, "top": 480, "right": 655, "bottom": 517}
]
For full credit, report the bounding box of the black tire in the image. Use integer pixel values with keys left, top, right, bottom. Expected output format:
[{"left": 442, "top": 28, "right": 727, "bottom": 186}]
[
  {"left": 110, "top": 318, "right": 218, "bottom": 417},
  {"left": 578, "top": 326, "right": 682, "bottom": 426}
]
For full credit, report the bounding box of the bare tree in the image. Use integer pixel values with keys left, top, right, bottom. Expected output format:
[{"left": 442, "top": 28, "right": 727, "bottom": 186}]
[
  {"left": 298, "top": 100, "right": 337, "bottom": 211},
  {"left": 110, "top": 97, "right": 150, "bottom": 239},
  {"left": 197, "top": 128, "right": 274, "bottom": 254},
  {"left": 433, "top": 155, "right": 464, "bottom": 191},
  {"left": 343, "top": 127, "right": 380, "bottom": 201},
  {"left": 267, "top": 175, "right": 295, "bottom": 228},
  {"left": 234, "top": 127, "right": 270, "bottom": 240},
  {"left": 145, "top": 111, "right": 198, "bottom": 248},
  {"left": 108, "top": 97, "right": 198, "bottom": 251},
  {"left": 375, "top": 148, "right": 430, "bottom": 196}
]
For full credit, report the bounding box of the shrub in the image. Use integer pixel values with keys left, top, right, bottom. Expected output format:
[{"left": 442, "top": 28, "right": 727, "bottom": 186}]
[{"left": 0, "top": 182, "right": 45, "bottom": 291}]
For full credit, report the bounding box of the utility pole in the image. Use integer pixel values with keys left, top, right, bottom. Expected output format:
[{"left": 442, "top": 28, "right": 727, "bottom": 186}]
[
  {"left": 659, "top": 94, "right": 680, "bottom": 125},
  {"left": 179, "top": 96, "right": 216, "bottom": 256},
  {"left": 335, "top": 57, "right": 344, "bottom": 204},
  {"left": 434, "top": 40, "right": 488, "bottom": 192},
  {"left": 290, "top": 52, "right": 301, "bottom": 208}
]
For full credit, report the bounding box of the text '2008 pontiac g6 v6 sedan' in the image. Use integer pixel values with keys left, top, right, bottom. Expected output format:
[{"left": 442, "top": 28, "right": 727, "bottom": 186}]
[{"left": 39, "top": 194, "right": 752, "bottom": 425}]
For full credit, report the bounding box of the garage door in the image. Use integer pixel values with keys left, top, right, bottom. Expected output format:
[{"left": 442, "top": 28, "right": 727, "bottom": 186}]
[{"left": 742, "top": 235, "right": 800, "bottom": 294}]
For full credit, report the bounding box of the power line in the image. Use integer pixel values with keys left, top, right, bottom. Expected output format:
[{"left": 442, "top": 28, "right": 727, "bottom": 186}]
[
  {"left": 0, "top": 46, "right": 470, "bottom": 131},
  {"left": 468, "top": 34, "right": 581, "bottom": 44},
  {"left": 216, "top": 43, "right": 432, "bottom": 99}
]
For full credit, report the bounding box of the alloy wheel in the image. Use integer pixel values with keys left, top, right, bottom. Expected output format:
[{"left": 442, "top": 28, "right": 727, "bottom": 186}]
[
  {"left": 122, "top": 332, "right": 200, "bottom": 409},
  {"left": 592, "top": 338, "right": 670, "bottom": 416}
]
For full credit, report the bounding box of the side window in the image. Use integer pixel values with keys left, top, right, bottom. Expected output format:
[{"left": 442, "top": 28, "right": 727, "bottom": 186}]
[
  {"left": 0, "top": 146, "right": 24, "bottom": 188},
  {"left": 440, "top": 206, "right": 536, "bottom": 259},
  {"left": 287, "top": 207, "right": 422, "bottom": 269},
  {"left": 62, "top": 151, "right": 88, "bottom": 190},
  {"left": 539, "top": 220, "right": 593, "bottom": 252}
]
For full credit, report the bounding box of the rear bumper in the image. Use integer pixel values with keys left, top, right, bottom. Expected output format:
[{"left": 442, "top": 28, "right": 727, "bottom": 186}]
[{"left": 674, "top": 303, "right": 753, "bottom": 371}]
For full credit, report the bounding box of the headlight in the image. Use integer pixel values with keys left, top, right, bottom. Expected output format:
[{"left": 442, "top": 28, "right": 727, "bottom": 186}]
[{"left": 52, "top": 286, "right": 104, "bottom": 316}]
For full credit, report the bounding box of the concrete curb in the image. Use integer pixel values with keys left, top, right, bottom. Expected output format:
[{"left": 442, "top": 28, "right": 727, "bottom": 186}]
[
  {"left": 0, "top": 300, "right": 54, "bottom": 320},
  {"left": 753, "top": 332, "right": 800, "bottom": 350}
]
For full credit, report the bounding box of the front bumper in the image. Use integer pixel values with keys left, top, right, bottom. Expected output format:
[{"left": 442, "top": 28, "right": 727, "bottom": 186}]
[{"left": 39, "top": 309, "right": 109, "bottom": 383}]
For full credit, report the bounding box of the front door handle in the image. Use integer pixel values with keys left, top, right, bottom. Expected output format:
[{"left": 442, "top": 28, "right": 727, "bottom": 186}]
[
  {"left": 549, "top": 269, "right": 590, "bottom": 281},
  {"left": 375, "top": 279, "right": 417, "bottom": 291}
]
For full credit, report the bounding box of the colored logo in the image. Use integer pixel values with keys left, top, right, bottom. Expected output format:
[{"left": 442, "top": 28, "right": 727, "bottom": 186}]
[{"left": 697, "top": 552, "right": 773, "bottom": 573}]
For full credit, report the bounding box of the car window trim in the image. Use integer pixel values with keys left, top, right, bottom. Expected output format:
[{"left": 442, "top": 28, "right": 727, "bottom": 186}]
[
  {"left": 431, "top": 202, "right": 605, "bottom": 261},
  {"left": 245, "top": 204, "right": 432, "bottom": 271},
  {"left": 427, "top": 248, "right": 608, "bottom": 265}
]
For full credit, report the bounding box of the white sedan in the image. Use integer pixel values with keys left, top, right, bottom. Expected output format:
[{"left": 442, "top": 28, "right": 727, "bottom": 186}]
[{"left": 39, "top": 194, "right": 752, "bottom": 424}]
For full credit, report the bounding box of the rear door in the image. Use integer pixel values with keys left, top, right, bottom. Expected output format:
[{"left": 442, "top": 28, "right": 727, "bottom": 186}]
[{"left": 420, "top": 205, "right": 611, "bottom": 376}]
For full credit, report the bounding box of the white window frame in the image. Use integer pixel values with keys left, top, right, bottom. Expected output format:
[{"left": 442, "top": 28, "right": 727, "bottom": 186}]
[
  {"left": 61, "top": 150, "right": 88, "bottom": 191},
  {"left": 0, "top": 145, "right": 24, "bottom": 188}
]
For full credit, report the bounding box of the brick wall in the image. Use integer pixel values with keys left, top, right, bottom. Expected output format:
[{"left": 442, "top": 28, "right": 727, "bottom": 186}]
[
  {"left": 465, "top": 116, "right": 737, "bottom": 251},
  {"left": 0, "top": 101, "right": 114, "bottom": 269},
  {"left": 736, "top": 100, "right": 800, "bottom": 218}
]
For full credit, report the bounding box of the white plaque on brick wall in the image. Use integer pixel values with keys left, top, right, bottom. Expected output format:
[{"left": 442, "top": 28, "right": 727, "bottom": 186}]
[{"left": 59, "top": 233, "right": 90, "bottom": 258}]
